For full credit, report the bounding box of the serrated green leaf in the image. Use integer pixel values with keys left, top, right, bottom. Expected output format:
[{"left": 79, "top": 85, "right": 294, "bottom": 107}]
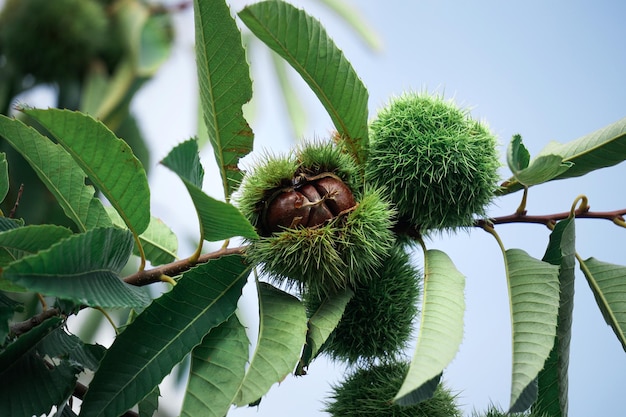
[
  {"left": 506, "top": 249, "right": 560, "bottom": 413},
  {"left": 39, "top": 328, "right": 106, "bottom": 372},
  {"left": 193, "top": 0, "right": 254, "bottom": 198},
  {"left": 296, "top": 288, "right": 352, "bottom": 375},
  {"left": 239, "top": 1, "right": 369, "bottom": 166},
  {"left": 181, "top": 313, "right": 249, "bottom": 417},
  {"left": 579, "top": 257, "right": 626, "bottom": 352},
  {"left": 0, "top": 224, "right": 72, "bottom": 266},
  {"left": 161, "top": 139, "right": 258, "bottom": 242},
  {"left": 0, "top": 152, "right": 8, "bottom": 204},
  {"left": 80, "top": 255, "right": 249, "bottom": 417},
  {"left": 3, "top": 227, "right": 149, "bottom": 308},
  {"left": 138, "top": 387, "right": 160, "bottom": 417},
  {"left": 22, "top": 108, "right": 150, "bottom": 236},
  {"left": 394, "top": 250, "right": 465, "bottom": 405},
  {"left": 106, "top": 207, "right": 178, "bottom": 266},
  {"left": 0, "top": 317, "right": 77, "bottom": 417},
  {"left": 233, "top": 282, "right": 307, "bottom": 406},
  {"left": 501, "top": 117, "right": 626, "bottom": 194},
  {"left": 507, "top": 134, "right": 530, "bottom": 173},
  {"left": 0, "top": 115, "right": 111, "bottom": 232},
  {"left": 160, "top": 139, "right": 204, "bottom": 188},
  {"left": 535, "top": 219, "right": 576, "bottom": 417},
  {"left": 507, "top": 134, "right": 572, "bottom": 186}
]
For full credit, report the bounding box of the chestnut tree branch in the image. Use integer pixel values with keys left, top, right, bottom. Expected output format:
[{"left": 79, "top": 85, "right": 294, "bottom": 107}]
[{"left": 123, "top": 245, "right": 246, "bottom": 286}]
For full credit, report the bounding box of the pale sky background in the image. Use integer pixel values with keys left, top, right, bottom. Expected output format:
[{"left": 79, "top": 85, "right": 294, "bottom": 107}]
[
  {"left": 134, "top": 1, "right": 626, "bottom": 416},
  {"left": 6, "top": 0, "right": 626, "bottom": 416}
]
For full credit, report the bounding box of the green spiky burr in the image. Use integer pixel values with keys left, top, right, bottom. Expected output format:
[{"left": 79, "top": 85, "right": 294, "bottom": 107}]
[
  {"left": 366, "top": 92, "right": 500, "bottom": 234},
  {"left": 236, "top": 141, "right": 396, "bottom": 297},
  {"left": 0, "top": 0, "right": 108, "bottom": 82},
  {"left": 326, "top": 361, "right": 462, "bottom": 417},
  {"left": 306, "top": 243, "right": 420, "bottom": 364}
]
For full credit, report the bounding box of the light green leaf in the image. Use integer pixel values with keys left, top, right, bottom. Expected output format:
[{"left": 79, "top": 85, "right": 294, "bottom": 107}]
[
  {"left": 2, "top": 227, "right": 149, "bottom": 308},
  {"left": 0, "top": 115, "right": 111, "bottom": 232},
  {"left": 538, "top": 116, "right": 626, "bottom": 179},
  {"left": 194, "top": 0, "right": 254, "bottom": 198},
  {"left": 138, "top": 12, "right": 173, "bottom": 75},
  {"left": 106, "top": 207, "right": 178, "bottom": 266},
  {"left": 501, "top": 117, "right": 626, "bottom": 194},
  {"left": 0, "top": 152, "right": 8, "bottom": 204},
  {"left": 535, "top": 218, "right": 576, "bottom": 417},
  {"left": 269, "top": 51, "right": 307, "bottom": 139},
  {"left": 22, "top": 108, "right": 150, "bottom": 236},
  {"left": 394, "top": 250, "right": 465, "bottom": 405},
  {"left": 296, "top": 288, "right": 353, "bottom": 375},
  {"left": 181, "top": 313, "right": 249, "bottom": 417},
  {"left": 506, "top": 249, "right": 560, "bottom": 413},
  {"left": 239, "top": 1, "right": 369, "bottom": 166},
  {"left": 507, "top": 134, "right": 572, "bottom": 186},
  {"left": 80, "top": 255, "right": 249, "bottom": 417},
  {"left": 317, "top": 0, "right": 383, "bottom": 51},
  {"left": 161, "top": 139, "right": 258, "bottom": 242},
  {"left": 233, "top": 282, "right": 307, "bottom": 406},
  {"left": 579, "top": 257, "right": 626, "bottom": 352}
]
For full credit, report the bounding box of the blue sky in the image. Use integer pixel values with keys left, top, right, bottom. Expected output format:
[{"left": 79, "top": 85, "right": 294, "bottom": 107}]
[{"left": 128, "top": 1, "right": 626, "bottom": 416}]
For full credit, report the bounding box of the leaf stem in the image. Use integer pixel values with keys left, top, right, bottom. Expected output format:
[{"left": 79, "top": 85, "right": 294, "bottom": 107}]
[{"left": 95, "top": 306, "right": 119, "bottom": 335}]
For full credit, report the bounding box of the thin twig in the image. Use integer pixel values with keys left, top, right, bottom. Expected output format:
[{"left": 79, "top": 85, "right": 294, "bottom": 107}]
[
  {"left": 123, "top": 245, "right": 246, "bottom": 286},
  {"left": 10, "top": 308, "right": 60, "bottom": 336}
]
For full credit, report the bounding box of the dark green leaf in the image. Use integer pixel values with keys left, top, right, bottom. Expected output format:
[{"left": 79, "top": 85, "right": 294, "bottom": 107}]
[
  {"left": 0, "top": 317, "right": 76, "bottom": 417},
  {"left": 194, "top": 0, "right": 254, "bottom": 198},
  {"left": 80, "top": 255, "right": 249, "bottom": 417},
  {"left": 535, "top": 218, "right": 576, "bottom": 417},
  {"left": 181, "top": 313, "right": 249, "bottom": 417},
  {"left": 296, "top": 288, "right": 352, "bottom": 375},
  {"left": 0, "top": 115, "right": 111, "bottom": 232},
  {"left": 239, "top": 1, "right": 369, "bottom": 165},
  {"left": 505, "top": 249, "right": 560, "bottom": 413},
  {"left": 22, "top": 108, "right": 150, "bottom": 236},
  {"left": 138, "top": 387, "right": 160, "bottom": 417},
  {"left": 233, "top": 282, "right": 307, "bottom": 406},
  {"left": 161, "top": 139, "right": 258, "bottom": 242},
  {"left": 394, "top": 250, "right": 465, "bottom": 405},
  {"left": 3, "top": 227, "right": 149, "bottom": 308},
  {"left": 579, "top": 257, "right": 626, "bottom": 351}
]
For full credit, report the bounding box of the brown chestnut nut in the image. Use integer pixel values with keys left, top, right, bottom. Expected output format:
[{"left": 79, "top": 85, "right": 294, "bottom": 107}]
[{"left": 262, "top": 175, "right": 357, "bottom": 235}]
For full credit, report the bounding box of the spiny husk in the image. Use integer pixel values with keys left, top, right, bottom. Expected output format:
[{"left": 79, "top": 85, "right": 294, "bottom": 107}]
[
  {"left": 306, "top": 243, "right": 420, "bottom": 364},
  {"left": 236, "top": 141, "right": 396, "bottom": 298},
  {"left": 326, "top": 361, "right": 462, "bottom": 417},
  {"left": 471, "top": 404, "right": 551, "bottom": 417},
  {"left": 236, "top": 153, "right": 299, "bottom": 230},
  {"left": 246, "top": 186, "right": 395, "bottom": 297},
  {"left": 295, "top": 140, "right": 362, "bottom": 194},
  {"left": 367, "top": 92, "right": 500, "bottom": 233}
]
